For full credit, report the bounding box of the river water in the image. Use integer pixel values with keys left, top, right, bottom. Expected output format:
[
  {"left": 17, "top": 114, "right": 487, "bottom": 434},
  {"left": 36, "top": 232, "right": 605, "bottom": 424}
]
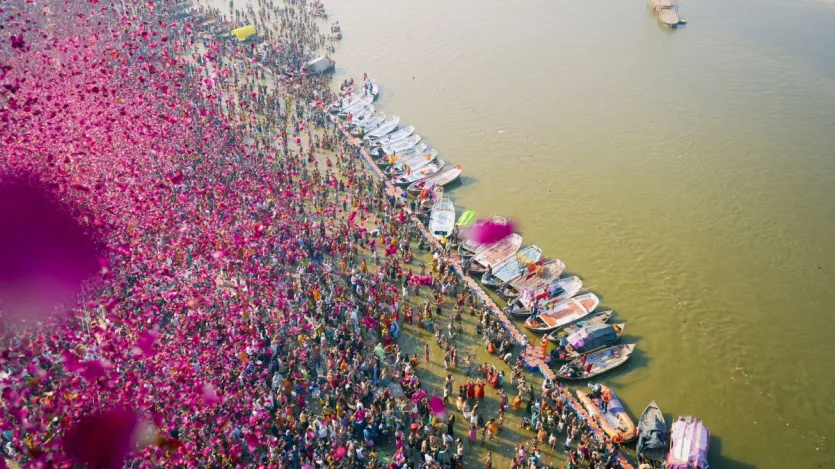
[
  {"left": 323, "top": 0, "right": 835, "bottom": 467},
  {"left": 217, "top": 0, "right": 835, "bottom": 466}
]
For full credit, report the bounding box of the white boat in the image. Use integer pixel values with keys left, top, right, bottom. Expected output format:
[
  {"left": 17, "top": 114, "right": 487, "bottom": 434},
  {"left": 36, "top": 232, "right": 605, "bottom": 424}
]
[
  {"left": 392, "top": 160, "right": 446, "bottom": 186},
  {"left": 469, "top": 234, "right": 523, "bottom": 274},
  {"left": 457, "top": 216, "right": 507, "bottom": 256},
  {"left": 365, "top": 77, "right": 379, "bottom": 99},
  {"left": 350, "top": 112, "right": 386, "bottom": 134},
  {"left": 383, "top": 134, "right": 421, "bottom": 155},
  {"left": 364, "top": 116, "right": 400, "bottom": 139},
  {"left": 524, "top": 293, "right": 600, "bottom": 332},
  {"left": 499, "top": 258, "right": 566, "bottom": 299},
  {"left": 371, "top": 126, "right": 415, "bottom": 147},
  {"left": 344, "top": 104, "right": 374, "bottom": 121},
  {"left": 389, "top": 154, "right": 441, "bottom": 179},
  {"left": 339, "top": 95, "right": 374, "bottom": 117},
  {"left": 481, "top": 245, "right": 543, "bottom": 288},
  {"left": 511, "top": 275, "right": 583, "bottom": 314},
  {"left": 428, "top": 197, "right": 456, "bottom": 240},
  {"left": 384, "top": 145, "right": 433, "bottom": 164},
  {"left": 386, "top": 148, "right": 438, "bottom": 174},
  {"left": 379, "top": 145, "right": 432, "bottom": 166},
  {"left": 405, "top": 165, "right": 463, "bottom": 195}
]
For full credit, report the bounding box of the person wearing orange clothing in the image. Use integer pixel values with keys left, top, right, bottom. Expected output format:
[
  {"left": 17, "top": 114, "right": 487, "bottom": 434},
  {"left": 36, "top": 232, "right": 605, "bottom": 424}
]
[{"left": 475, "top": 379, "right": 486, "bottom": 399}]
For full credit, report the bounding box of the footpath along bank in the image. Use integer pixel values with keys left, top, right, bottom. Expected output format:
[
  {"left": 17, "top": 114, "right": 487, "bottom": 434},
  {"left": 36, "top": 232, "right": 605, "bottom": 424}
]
[{"left": 332, "top": 117, "right": 634, "bottom": 469}]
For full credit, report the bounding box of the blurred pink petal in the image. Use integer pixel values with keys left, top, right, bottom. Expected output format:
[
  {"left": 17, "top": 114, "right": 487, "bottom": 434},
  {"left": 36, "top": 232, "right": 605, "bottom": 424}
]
[
  {"left": 64, "top": 408, "right": 138, "bottom": 469},
  {"left": 429, "top": 395, "right": 447, "bottom": 418},
  {"left": 462, "top": 219, "right": 516, "bottom": 246},
  {"left": 0, "top": 178, "right": 100, "bottom": 327},
  {"left": 132, "top": 331, "right": 159, "bottom": 358}
]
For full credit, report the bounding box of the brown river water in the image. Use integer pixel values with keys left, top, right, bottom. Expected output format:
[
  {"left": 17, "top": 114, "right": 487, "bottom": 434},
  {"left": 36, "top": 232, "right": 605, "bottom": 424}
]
[{"left": 216, "top": 0, "right": 835, "bottom": 466}]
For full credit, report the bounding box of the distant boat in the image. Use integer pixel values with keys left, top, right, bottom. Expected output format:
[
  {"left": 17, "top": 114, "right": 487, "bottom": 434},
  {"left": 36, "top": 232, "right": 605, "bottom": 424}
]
[
  {"left": 549, "top": 323, "right": 625, "bottom": 363},
  {"left": 389, "top": 153, "right": 439, "bottom": 178},
  {"left": 511, "top": 275, "right": 583, "bottom": 314},
  {"left": 524, "top": 293, "right": 600, "bottom": 332},
  {"left": 546, "top": 309, "right": 613, "bottom": 342},
  {"left": 499, "top": 258, "right": 566, "bottom": 299},
  {"left": 371, "top": 126, "right": 415, "bottom": 148},
  {"left": 469, "top": 234, "right": 523, "bottom": 274},
  {"left": 556, "top": 344, "right": 636, "bottom": 380},
  {"left": 637, "top": 401, "right": 669, "bottom": 464},
  {"left": 481, "top": 245, "right": 543, "bottom": 288},
  {"left": 576, "top": 385, "right": 638, "bottom": 442},
  {"left": 339, "top": 95, "right": 373, "bottom": 117},
  {"left": 392, "top": 160, "right": 446, "bottom": 187},
  {"left": 667, "top": 416, "right": 710, "bottom": 469},
  {"left": 427, "top": 197, "right": 456, "bottom": 240},
  {"left": 405, "top": 165, "right": 462, "bottom": 195},
  {"left": 457, "top": 216, "right": 507, "bottom": 256},
  {"left": 382, "top": 147, "right": 435, "bottom": 170},
  {"left": 364, "top": 116, "right": 400, "bottom": 139},
  {"left": 649, "top": 0, "right": 684, "bottom": 28},
  {"left": 382, "top": 134, "right": 421, "bottom": 156}
]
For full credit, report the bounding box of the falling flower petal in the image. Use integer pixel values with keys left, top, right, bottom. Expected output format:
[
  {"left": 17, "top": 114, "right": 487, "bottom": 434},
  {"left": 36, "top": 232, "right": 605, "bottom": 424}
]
[{"left": 64, "top": 408, "right": 138, "bottom": 469}]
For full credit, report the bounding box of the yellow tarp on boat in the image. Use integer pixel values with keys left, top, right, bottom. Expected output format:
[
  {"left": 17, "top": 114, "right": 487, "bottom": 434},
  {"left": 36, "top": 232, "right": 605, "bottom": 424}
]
[{"left": 231, "top": 25, "right": 256, "bottom": 42}]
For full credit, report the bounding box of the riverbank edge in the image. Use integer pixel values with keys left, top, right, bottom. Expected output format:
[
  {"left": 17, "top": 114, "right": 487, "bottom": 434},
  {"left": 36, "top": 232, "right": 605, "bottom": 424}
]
[{"left": 330, "top": 116, "right": 634, "bottom": 469}]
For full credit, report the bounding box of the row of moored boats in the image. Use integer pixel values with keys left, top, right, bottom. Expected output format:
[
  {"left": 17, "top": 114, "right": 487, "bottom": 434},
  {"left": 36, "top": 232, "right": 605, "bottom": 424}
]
[
  {"left": 329, "top": 76, "right": 464, "bottom": 197},
  {"left": 332, "top": 75, "right": 709, "bottom": 468}
]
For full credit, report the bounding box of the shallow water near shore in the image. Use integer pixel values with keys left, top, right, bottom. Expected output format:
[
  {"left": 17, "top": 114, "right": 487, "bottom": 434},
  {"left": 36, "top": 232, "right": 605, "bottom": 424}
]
[{"left": 215, "top": 0, "right": 835, "bottom": 466}]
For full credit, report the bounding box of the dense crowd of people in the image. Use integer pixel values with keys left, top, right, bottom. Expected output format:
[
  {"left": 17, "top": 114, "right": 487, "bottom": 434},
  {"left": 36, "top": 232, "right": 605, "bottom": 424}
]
[{"left": 0, "top": 0, "right": 628, "bottom": 468}]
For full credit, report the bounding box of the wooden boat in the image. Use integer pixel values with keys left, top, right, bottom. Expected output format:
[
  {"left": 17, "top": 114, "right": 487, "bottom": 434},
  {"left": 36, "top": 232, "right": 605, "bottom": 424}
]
[
  {"left": 371, "top": 126, "right": 415, "bottom": 148},
  {"left": 576, "top": 385, "right": 638, "bottom": 442},
  {"left": 546, "top": 310, "right": 613, "bottom": 342},
  {"left": 343, "top": 104, "right": 374, "bottom": 122},
  {"left": 382, "top": 134, "right": 421, "bottom": 155},
  {"left": 380, "top": 146, "right": 433, "bottom": 169},
  {"left": 667, "top": 416, "right": 710, "bottom": 469},
  {"left": 338, "top": 95, "right": 373, "bottom": 117},
  {"left": 389, "top": 154, "right": 440, "bottom": 178},
  {"left": 330, "top": 91, "right": 363, "bottom": 112},
  {"left": 637, "top": 401, "right": 669, "bottom": 464},
  {"left": 414, "top": 186, "right": 444, "bottom": 217},
  {"left": 364, "top": 115, "right": 400, "bottom": 140},
  {"left": 427, "top": 197, "right": 456, "bottom": 240},
  {"left": 469, "top": 234, "right": 523, "bottom": 274},
  {"left": 457, "top": 216, "right": 506, "bottom": 256},
  {"left": 524, "top": 293, "right": 599, "bottom": 332},
  {"left": 556, "top": 344, "right": 635, "bottom": 380},
  {"left": 549, "top": 323, "right": 625, "bottom": 363},
  {"left": 481, "top": 245, "right": 543, "bottom": 288},
  {"left": 405, "top": 165, "right": 462, "bottom": 195},
  {"left": 499, "top": 258, "right": 566, "bottom": 299},
  {"left": 392, "top": 161, "right": 446, "bottom": 187},
  {"left": 349, "top": 111, "right": 385, "bottom": 134},
  {"left": 658, "top": 8, "right": 680, "bottom": 27},
  {"left": 511, "top": 276, "right": 583, "bottom": 314}
]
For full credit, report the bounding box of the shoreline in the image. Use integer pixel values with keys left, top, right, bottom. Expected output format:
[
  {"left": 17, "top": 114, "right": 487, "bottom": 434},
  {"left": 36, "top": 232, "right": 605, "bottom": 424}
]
[{"left": 330, "top": 117, "right": 635, "bottom": 469}]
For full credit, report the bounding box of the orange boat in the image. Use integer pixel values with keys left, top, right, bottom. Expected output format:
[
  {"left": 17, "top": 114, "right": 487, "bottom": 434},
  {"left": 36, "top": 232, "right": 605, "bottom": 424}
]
[{"left": 576, "top": 384, "right": 637, "bottom": 443}]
